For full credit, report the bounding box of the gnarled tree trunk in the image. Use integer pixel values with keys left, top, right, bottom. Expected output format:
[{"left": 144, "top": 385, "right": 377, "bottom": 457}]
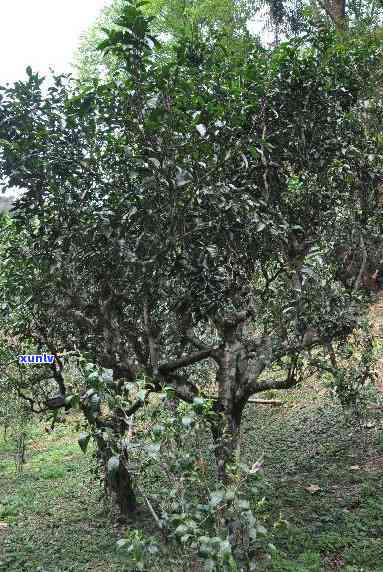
[
  {"left": 105, "top": 450, "right": 137, "bottom": 518},
  {"left": 211, "top": 334, "right": 247, "bottom": 483},
  {"left": 211, "top": 407, "right": 243, "bottom": 483}
]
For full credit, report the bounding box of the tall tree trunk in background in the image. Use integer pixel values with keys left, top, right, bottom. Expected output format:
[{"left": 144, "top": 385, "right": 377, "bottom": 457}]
[
  {"left": 329, "top": 0, "right": 346, "bottom": 28},
  {"left": 320, "top": 0, "right": 346, "bottom": 30}
]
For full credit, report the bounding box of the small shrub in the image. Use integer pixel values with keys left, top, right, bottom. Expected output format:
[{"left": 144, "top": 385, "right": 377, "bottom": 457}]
[{"left": 117, "top": 396, "right": 269, "bottom": 571}]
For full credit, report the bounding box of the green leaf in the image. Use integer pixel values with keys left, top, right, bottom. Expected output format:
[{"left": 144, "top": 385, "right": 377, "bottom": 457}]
[
  {"left": 148, "top": 543, "right": 159, "bottom": 555},
  {"left": 89, "top": 393, "right": 100, "bottom": 405},
  {"left": 78, "top": 432, "right": 91, "bottom": 454},
  {"left": 196, "top": 124, "right": 207, "bottom": 137},
  {"left": 225, "top": 489, "right": 235, "bottom": 501},
  {"left": 175, "top": 524, "right": 188, "bottom": 536},
  {"left": 164, "top": 386, "right": 175, "bottom": 397},
  {"left": 87, "top": 371, "right": 99, "bottom": 382},
  {"left": 238, "top": 499, "right": 250, "bottom": 510},
  {"left": 219, "top": 539, "right": 231, "bottom": 554},
  {"left": 181, "top": 416, "right": 194, "bottom": 427},
  {"left": 209, "top": 490, "right": 224, "bottom": 507},
  {"left": 192, "top": 397, "right": 205, "bottom": 412},
  {"left": 148, "top": 157, "right": 161, "bottom": 169},
  {"left": 257, "top": 524, "right": 267, "bottom": 536},
  {"left": 84, "top": 388, "right": 96, "bottom": 399},
  {"left": 137, "top": 389, "right": 147, "bottom": 401},
  {"left": 146, "top": 443, "right": 161, "bottom": 457},
  {"left": 152, "top": 424, "right": 164, "bottom": 436},
  {"left": 64, "top": 394, "right": 76, "bottom": 407}
]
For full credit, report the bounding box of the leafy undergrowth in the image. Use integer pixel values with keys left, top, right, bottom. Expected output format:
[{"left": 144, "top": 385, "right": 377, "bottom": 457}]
[{"left": 1, "top": 387, "right": 383, "bottom": 571}]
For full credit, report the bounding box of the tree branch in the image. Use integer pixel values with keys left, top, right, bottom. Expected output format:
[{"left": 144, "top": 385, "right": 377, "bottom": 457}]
[
  {"left": 159, "top": 348, "right": 215, "bottom": 374},
  {"left": 16, "top": 387, "right": 45, "bottom": 414},
  {"left": 66, "top": 308, "right": 96, "bottom": 329},
  {"left": 246, "top": 374, "right": 299, "bottom": 396},
  {"left": 314, "top": 0, "right": 346, "bottom": 27},
  {"left": 245, "top": 355, "right": 299, "bottom": 397},
  {"left": 185, "top": 328, "right": 209, "bottom": 350}
]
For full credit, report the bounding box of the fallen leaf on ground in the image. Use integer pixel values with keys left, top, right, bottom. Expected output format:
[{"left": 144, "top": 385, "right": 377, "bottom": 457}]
[
  {"left": 304, "top": 484, "right": 321, "bottom": 494},
  {"left": 350, "top": 465, "right": 361, "bottom": 470},
  {"left": 0, "top": 522, "right": 9, "bottom": 530}
]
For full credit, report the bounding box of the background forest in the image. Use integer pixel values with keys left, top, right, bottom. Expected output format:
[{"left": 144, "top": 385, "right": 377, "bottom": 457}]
[{"left": 1, "top": 0, "right": 383, "bottom": 570}]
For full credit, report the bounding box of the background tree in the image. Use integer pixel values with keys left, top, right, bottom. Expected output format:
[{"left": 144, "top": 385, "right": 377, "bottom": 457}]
[
  {"left": 259, "top": 0, "right": 383, "bottom": 42},
  {"left": 73, "top": 0, "right": 259, "bottom": 84}
]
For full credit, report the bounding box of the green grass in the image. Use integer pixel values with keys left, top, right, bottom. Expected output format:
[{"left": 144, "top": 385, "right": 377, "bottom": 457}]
[
  {"left": 0, "top": 422, "right": 130, "bottom": 571},
  {"left": 1, "top": 387, "right": 383, "bottom": 571},
  {"left": 241, "top": 384, "right": 383, "bottom": 571}
]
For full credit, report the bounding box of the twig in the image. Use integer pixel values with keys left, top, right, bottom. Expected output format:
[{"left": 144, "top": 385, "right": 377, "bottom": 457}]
[
  {"left": 248, "top": 398, "right": 282, "bottom": 406},
  {"left": 144, "top": 495, "right": 163, "bottom": 529},
  {"left": 207, "top": 396, "right": 282, "bottom": 406}
]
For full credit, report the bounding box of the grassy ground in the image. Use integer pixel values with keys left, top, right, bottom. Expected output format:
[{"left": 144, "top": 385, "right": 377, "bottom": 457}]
[
  {"left": 242, "top": 389, "right": 383, "bottom": 571},
  {"left": 0, "top": 422, "right": 131, "bottom": 571},
  {"left": 1, "top": 388, "right": 383, "bottom": 571}
]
